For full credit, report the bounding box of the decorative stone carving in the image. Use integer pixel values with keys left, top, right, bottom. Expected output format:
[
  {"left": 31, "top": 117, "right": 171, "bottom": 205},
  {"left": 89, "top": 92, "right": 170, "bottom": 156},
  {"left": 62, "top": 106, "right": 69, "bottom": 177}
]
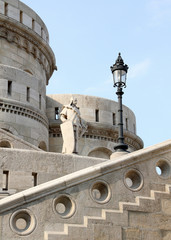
[
  {"left": 49, "top": 124, "right": 143, "bottom": 151},
  {"left": 0, "top": 100, "right": 49, "bottom": 129},
  {"left": 60, "top": 97, "right": 87, "bottom": 154},
  {"left": 0, "top": 17, "right": 56, "bottom": 81}
]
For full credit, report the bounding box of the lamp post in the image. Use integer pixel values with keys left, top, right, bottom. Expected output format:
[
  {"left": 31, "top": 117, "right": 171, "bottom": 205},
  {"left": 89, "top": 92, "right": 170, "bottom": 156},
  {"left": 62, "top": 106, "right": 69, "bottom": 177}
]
[{"left": 110, "top": 53, "right": 129, "bottom": 152}]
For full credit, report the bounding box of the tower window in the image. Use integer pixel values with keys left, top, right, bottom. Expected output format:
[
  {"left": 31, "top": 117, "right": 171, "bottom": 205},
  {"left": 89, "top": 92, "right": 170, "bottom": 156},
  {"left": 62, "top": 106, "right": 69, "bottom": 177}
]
[
  {"left": 41, "top": 27, "right": 43, "bottom": 38},
  {"left": 39, "top": 94, "right": 41, "bottom": 109},
  {"left": 20, "top": 11, "right": 23, "bottom": 23},
  {"left": 7, "top": 81, "right": 12, "bottom": 95},
  {"left": 126, "top": 118, "right": 128, "bottom": 130},
  {"left": 5, "top": 3, "right": 8, "bottom": 16},
  {"left": 55, "top": 107, "right": 59, "bottom": 120},
  {"left": 26, "top": 87, "right": 30, "bottom": 102},
  {"left": 2, "top": 171, "right": 9, "bottom": 190},
  {"left": 32, "top": 19, "right": 35, "bottom": 30},
  {"left": 113, "top": 113, "right": 116, "bottom": 125},
  {"left": 32, "top": 172, "right": 37, "bottom": 186},
  {"left": 95, "top": 109, "right": 99, "bottom": 122}
]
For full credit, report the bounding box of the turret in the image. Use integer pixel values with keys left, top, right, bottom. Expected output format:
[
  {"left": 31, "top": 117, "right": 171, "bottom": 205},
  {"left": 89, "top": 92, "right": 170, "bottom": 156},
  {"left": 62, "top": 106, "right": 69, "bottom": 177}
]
[{"left": 0, "top": 0, "right": 56, "bottom": 150}]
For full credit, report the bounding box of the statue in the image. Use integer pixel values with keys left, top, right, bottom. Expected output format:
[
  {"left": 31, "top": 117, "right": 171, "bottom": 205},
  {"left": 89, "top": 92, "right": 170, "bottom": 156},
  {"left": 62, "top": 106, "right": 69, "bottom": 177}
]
[{"left": 60, "top": 97, "right": 87, "bottom": 154}]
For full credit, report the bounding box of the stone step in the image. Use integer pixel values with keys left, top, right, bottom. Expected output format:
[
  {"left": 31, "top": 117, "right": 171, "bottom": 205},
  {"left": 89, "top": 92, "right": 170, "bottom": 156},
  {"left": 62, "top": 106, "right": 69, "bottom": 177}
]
[{"left": 44, "top": 184, "right": 171, "bottom": 240}]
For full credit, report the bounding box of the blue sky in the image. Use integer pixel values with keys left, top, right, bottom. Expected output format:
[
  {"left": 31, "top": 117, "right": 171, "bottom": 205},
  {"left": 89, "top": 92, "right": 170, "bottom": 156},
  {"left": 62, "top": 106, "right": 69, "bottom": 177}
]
[{"left": 21, "top": 0, "right": 171, "bottom": 148}]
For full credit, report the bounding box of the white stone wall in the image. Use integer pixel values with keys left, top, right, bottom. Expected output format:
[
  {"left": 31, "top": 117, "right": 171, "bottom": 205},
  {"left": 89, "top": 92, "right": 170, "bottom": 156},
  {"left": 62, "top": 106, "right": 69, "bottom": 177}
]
[
  {"left": 0, "top": 128, "right": 42, "bottom": 150},
  {"left": 0, "top": 65, "right": 48, "bottom": 148},
  {"left": 0, "top": 148, "right": 104, "bottom": 194},
  {"left": 0, "top": 65, "right": 46, "bottom": 112},
  {"left": 47, "top": 94, "right": 136, "bottom": 133},
  {"left": 0, "top": 36, "right": 47, "bottom": 84},
  {"left": 47, "top": 94, "right": 143, "bottom": 157}
]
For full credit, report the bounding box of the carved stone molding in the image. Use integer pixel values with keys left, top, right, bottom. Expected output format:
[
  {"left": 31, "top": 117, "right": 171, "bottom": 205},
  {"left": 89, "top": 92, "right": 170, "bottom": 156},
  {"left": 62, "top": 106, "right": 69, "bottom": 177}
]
[
  {"left": 49, "top": 124, "right": 143, "bottom": 151},
  {"left": 0, "top": 101, "right": 49, "bottom": 129},
  {"left": 0, "top": 15, "right": 56, "bottom": 82}
]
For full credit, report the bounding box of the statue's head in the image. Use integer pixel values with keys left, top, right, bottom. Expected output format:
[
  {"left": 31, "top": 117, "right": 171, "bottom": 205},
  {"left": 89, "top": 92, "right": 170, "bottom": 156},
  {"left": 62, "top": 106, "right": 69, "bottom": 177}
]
[{"left": 70, "top": 97, "right": 77, "bottom": 106}]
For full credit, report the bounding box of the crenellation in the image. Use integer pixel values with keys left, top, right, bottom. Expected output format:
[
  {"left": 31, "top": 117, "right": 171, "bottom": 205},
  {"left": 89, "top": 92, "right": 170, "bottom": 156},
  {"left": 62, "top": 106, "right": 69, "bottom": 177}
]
[
  {"left": 0, "top": 0, "right": 49, "bottom": 43},
  {"left": 41, "top": 28, "right": 46, "bottom": 41},
  {"left": 5, "top": 4, "right": 20, "bottom": 22},
  {"left": 3, "top": 0, "right": 19, "bottom": 8},
  {"left": 34, "top": 20, "right": 41, "bottom": 36},
  {"left": 22, "top": 12, "right": 32, "bottom": 29}
]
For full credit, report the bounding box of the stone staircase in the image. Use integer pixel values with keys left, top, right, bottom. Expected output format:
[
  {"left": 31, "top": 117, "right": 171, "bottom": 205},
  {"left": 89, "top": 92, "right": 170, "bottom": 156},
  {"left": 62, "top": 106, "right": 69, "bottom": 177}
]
[{"left": 44, "top": 184, "right": 171, "bottom": 240}]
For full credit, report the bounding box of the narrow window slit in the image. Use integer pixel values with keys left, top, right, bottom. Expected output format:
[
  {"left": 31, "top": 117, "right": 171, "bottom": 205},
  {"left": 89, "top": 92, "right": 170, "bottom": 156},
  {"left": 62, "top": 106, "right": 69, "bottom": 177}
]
[
  {"left": 95, "top": 109, "right": 99, "bottom": 122},
  {"left": 26, "top": 87, "right": 30, "bottom": 102},
  {"left": 39, "top": 94, "right": 41, "bottom": 109},
  {"left": 32, "top": 19, "right": 35, "bottom": 30},
  {"left": 126, "top": 118, "right": 128, "bottom": 130},
  {"left": 20, "top": 11, "right": 23, "bottom": 23},
  {"left": 32, "top": 172, "right": 37, "bottom": 186},
  {"left": 5, "top": 3, "right": 8, "bottom": 16},
  {"left": 113, "top": 113, "right": 116, "bottom": 125},
  {"left": 55, "top": 107, "right": 59, "bottom": 120},
  {"left": 8, "top": 81, "right": 12, "bottom": 95},
  {"left": 2, "top": 171, "right": 9, "bottom": 190}
]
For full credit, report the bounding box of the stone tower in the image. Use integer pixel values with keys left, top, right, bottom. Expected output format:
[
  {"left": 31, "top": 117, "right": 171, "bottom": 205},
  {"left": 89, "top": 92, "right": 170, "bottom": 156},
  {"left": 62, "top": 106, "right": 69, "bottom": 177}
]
[{"left": 0, "top": 0, "right": 56, "bottom": 150}]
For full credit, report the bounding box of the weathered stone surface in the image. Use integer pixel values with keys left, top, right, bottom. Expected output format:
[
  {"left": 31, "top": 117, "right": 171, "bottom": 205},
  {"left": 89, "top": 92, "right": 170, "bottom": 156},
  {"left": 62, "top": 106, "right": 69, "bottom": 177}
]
[
  {"left": 47, "top": 94, "right": 144, "bottom": 157},
  {"left": 0, "top": 1, "right": 170, "bottom": 240},
  {"left": 22, "top": 12, "right": 32, "bottom": 28},
  {"left": 161, "top": 199, "right": 171, "bottom": 215},
  {"left": 123, "top": 228, "right": 141, "bottom": 240},
  {"left": 0, "top": 140, "right": 170, "bottom": 239}
]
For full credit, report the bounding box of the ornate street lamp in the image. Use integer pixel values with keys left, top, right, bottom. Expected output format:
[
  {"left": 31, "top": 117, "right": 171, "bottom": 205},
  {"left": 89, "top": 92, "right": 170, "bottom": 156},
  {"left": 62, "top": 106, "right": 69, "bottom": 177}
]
[{"left": 110, "top": 53, "right": 129, "bottom": 152}]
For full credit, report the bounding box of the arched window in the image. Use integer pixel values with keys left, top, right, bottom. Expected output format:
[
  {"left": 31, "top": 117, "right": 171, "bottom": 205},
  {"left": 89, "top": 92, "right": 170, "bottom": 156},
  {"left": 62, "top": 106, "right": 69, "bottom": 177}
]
[
  {"left": 38, "top": 141, "right": 47, "bottom": 151},
  {"left": 0, "top": 140, "right": 11, "bottom": 148}
]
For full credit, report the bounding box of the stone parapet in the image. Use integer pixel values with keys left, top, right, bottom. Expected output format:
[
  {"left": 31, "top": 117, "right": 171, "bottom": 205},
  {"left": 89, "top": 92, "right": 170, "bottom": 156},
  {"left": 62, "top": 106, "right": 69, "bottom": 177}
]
[
  {"left": 1, "top": 138, "right": 169, "bottom": 212},
  {"left": 0, "top": 148, "right": 104, "bottom": 195},
  {"left": 0, "top": 140, "right": 170, "bottom": 239},
  {"left": 0, "top": 0, "right": 49, "bottom": 43}
]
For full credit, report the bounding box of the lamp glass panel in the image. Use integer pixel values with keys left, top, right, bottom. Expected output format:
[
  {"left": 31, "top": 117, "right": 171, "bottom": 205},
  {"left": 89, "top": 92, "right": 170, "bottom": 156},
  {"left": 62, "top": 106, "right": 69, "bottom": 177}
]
[
  {"left": 121, "top": 70, "right": 127, "bottom": 84},
  {"left": 113, "top": 70, "right": 121, "bottom": 84}
]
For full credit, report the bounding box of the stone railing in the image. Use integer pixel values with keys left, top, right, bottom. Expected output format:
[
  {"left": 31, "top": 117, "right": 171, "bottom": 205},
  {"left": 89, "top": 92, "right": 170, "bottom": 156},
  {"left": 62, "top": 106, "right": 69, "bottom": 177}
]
[{"left": 0, "top": 140, "right": 170, "bottom": 239}]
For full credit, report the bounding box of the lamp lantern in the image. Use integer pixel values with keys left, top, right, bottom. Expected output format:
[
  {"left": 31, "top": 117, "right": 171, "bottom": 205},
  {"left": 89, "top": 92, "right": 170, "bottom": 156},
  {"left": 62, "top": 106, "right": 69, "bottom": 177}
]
[{"left": 111, "top": 52, "right": 128, "bottom": 88}]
